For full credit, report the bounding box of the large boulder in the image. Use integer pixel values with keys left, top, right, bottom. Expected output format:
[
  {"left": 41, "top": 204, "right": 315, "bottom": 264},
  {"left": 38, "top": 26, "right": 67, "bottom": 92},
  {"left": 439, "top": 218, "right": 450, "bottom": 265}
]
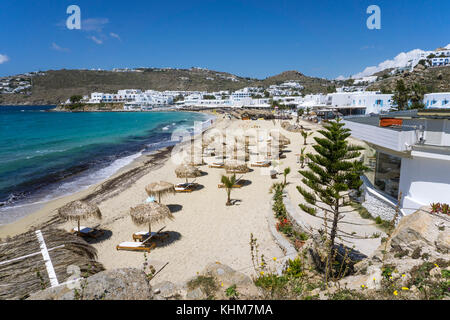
[
  {"left": 27, "top": 268, "right": 153, "bottom": 300},
  {"left": 373, "top": 209, "right": 449, "bottom": 262},
  {"left": 341, "top": 209, "right": 450, "bottom": 296},
  {"left": 183, "top": 262, "right": 261, "bottom": 300}
]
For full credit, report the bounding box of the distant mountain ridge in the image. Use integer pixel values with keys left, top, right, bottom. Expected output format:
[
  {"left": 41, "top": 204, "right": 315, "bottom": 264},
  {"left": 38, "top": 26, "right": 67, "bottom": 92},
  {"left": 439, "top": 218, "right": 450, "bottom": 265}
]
[{"left": 0, "top": 68, "right": 334, "bottom": 105}]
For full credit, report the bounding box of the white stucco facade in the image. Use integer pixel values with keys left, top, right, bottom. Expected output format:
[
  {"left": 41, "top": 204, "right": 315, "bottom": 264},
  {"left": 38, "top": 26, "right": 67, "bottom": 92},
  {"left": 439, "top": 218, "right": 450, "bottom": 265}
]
[
  {"left": 424, "top": 93, "right": 450, "bottom": 109},
  {"left": 399, "top": 155, "right": 450, "bottom": 214},
  {"left": 344, "top": 114, "right": 450, "bottom": 216}
]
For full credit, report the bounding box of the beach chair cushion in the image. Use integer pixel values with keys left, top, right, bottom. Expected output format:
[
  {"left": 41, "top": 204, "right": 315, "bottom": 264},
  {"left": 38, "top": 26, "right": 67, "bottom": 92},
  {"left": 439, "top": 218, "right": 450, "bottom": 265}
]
[
  {"left": 72, "top": 226, "right": 93, "bottom": 234},
  {"left": 119, "top": 241, "right": 144, "bottom": 248},
  {"left": 133, "top": 231, "right": 159, "bottom": 237}
]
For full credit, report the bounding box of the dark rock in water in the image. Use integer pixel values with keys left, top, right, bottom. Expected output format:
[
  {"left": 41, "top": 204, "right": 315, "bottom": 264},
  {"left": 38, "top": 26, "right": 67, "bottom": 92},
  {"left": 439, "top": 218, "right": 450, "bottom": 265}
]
[{"left": 27, "top": 268, "right": 152, "bottom": 300}]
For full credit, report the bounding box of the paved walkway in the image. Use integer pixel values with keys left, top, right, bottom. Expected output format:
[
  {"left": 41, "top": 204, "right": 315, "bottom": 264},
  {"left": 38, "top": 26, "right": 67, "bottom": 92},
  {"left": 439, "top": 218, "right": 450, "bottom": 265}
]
[{"left": 277, "top": 119, "right": 386, "bottom": 257}]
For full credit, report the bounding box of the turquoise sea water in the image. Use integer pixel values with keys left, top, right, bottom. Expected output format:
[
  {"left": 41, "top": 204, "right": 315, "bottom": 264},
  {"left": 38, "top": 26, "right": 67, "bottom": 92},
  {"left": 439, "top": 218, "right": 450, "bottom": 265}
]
[{"left": 0, "top": 106, "right": 210, "bottom": 224}]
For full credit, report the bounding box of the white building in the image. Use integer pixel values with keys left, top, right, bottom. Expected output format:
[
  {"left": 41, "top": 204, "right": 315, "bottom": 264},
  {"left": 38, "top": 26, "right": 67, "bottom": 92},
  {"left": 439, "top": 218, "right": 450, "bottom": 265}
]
[
  {"left": 322, "top": 92, "right": 393, "bottom": 115},
  {"left": 353, "top": 76, "right": 377, "bottom": 85},
  {"left": 87, "top": 89, "right": 173, "bottom": 109},
  {"left": 343, "top": 109, "right": 450, "bottom": 218},
  {"left": 231, "top": 88, "right": 254, "bottom": 102},
  {"left": 349, "top": 92, "right": 393, "bottom": 114},
  {"left": 298, "top": 94, "right": 328, "bottom": 108},
  {"left": 424, "top": 93, "right": 450, "bottom": 109}
]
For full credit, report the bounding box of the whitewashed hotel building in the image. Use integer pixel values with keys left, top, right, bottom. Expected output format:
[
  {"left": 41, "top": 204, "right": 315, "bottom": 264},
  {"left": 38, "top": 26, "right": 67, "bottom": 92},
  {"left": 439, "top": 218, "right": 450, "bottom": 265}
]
[
  {"left": 424, "top": 93, "right": 450, "bottom": 109},
  {"left": 344, "top": 109, "right": 450, "bottom": 218}
]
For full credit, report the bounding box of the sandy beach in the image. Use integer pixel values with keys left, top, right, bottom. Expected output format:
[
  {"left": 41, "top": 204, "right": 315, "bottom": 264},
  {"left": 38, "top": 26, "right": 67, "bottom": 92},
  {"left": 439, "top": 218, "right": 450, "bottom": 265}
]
[
  {"left": 0, "top": 115, "right": 288, "bottom": 284},
  {"left": 0, "top": 113, "right": 384, "bottom": 285}
]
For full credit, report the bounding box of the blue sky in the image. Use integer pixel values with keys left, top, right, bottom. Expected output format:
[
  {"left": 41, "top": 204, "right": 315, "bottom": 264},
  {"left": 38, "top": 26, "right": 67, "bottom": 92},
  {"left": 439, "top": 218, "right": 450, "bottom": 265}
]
[{"left": 0, "top": 0, "right": 449, "bottom": 79}]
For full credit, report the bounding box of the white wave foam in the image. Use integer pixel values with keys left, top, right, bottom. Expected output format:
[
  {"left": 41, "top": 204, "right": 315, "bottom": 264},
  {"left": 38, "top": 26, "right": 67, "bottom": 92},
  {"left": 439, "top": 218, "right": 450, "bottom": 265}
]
[{"left": 0, "top": 151, "right": 142, "bottom": 225}]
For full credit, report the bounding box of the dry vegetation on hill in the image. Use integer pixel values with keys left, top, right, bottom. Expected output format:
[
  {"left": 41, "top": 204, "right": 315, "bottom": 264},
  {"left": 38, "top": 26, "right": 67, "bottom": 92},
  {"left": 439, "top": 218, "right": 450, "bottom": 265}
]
[
  {"left": 0, "top": 68, "right": 335, "bottom": 105},
  {"left": 368, "top": 65, "right": 450, "bottom": 93}
]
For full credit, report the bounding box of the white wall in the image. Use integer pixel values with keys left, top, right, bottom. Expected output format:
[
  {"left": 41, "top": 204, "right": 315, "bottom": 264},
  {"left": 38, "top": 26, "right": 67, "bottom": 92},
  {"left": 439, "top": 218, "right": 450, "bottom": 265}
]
[
  {"left": 399, "top": 156, "right": 450, "bottom": 214},
  {"left": 424, "top": 93, "right": 450, "bottom": 109},
  {"left": 351, "top": 93, "right": 392, "bottom": 114}
]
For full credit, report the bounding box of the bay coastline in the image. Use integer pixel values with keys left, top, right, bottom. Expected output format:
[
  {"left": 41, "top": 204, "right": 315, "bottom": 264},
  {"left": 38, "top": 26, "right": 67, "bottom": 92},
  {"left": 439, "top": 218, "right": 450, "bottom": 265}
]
[{"left": 0, "top": 108, "right": 215, "bottom": 233}]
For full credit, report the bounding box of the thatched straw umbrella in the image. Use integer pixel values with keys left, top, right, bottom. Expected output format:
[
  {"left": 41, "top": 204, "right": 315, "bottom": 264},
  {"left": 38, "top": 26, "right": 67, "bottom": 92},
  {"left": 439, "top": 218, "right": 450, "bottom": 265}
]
[
  {"left": 145, "top": 181, "right": 175, "bottom": 203},
  {"left": 129, "top": 202, "right": 174, "bottom": 234},
  {"left": 0, "top": 229, "right": 104, "bottom": 300},
  {"left": 184, "top": 145, "right": 204, "bottom": 165},
  {"left": 175, "top": 164, "right": 202, "bottom": 183},
  {"left": 224, "top": 161, "right": 249, "bottom": 173},
  {"left": 58, "top": 200, "right": 102, "bottom": 233},
  {"left": 270, "top": 132, "right": 290, "bottom": 145}
]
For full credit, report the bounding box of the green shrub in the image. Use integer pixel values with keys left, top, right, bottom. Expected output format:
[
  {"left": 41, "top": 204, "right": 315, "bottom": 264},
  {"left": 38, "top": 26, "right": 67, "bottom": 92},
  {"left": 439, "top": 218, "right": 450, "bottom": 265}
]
[{"left": 285, "top": 257, "right": 304, "bottom": 278}]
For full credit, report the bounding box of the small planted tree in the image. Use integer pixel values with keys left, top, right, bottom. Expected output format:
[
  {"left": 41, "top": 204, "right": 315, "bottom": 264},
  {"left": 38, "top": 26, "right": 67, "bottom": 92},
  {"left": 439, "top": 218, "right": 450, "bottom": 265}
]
[
  {"left": 296, "top": 108, "right": 304, "bottom": 123},
  {"left": 296, "top": 119, "right": 367, "bottom": 281},
  {"left": 283, "top": 167, "right": 291, "bottom": 186},
  {"left": 300, "top": 130, "right": 312, "bottom": 145},
  {"left": 221, "top": 174, "right": 236, "bottom": 206},
  {"left": 299, "top": 147, "right": 306, "bottom": 168}
]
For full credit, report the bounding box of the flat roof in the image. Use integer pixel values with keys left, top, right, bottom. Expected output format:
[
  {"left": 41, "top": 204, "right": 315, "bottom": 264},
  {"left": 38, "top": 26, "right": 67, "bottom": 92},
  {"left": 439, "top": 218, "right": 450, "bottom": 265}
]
[{"left": 345, "top": 109, "right": 450, "bottom": 123}]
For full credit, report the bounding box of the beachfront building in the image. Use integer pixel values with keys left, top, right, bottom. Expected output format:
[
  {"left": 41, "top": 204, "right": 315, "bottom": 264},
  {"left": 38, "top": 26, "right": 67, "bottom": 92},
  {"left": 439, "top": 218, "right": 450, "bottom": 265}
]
[
  {"left": 349, "top": 92, "right": 393, "bottom": 114},
  {"left": 424, "top": 93, "right": 450, "bottom": 109},
  {"left": 231, "top": 88, "right": 254, "bottom": 102},
  {"left": 87, "top": 89, "right": 174, "bottom": 109},
  {"left": 343, "top": 109, "right": 450, "bottom": 218},
  {"left": 298, "top": 94, "right": 328, "bottom": 108},
  {"left": 322, "top": 92, "right": 393, "bottom": 116}
]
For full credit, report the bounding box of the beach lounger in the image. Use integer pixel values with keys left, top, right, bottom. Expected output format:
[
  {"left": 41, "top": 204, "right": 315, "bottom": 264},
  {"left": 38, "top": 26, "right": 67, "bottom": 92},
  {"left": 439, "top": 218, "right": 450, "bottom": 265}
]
[
  {"left": 250, "top": 160, "right": 271, "bottom": 167},
  {"left": 132, "top": 226, "right": 168, "bottom": 242},
  {"left": 175, "top": 182, "right": 198, "bottom": 193},
  {"left": 225, "top": 169, "right": 248, "bottom": 174},
  {"left": 270, "top": 170, "right": 278, "bottom": 179},
  {"left": 209, "top": 162, "right": 224, "bottom": 168},
  {"left": 71, "top": 226, "right": 104, "bottom": 239},
  {"left": 116, "top": 241, "right": 157, "bottom": 253},
  {"left": 218, "top": 177, "right": 245, "bottom": 188},
  {"left": 132, "top": 231, "right": 170, "bottom": 242}
]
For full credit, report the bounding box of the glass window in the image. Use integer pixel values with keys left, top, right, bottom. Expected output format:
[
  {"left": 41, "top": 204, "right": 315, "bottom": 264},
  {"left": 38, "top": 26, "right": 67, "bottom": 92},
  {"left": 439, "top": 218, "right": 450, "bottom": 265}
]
[
  {"left": 374, "top": 152, "right": 401, "bottom": 198},
  {"left": 363, "top": 145, "right": 377, "bottom": 186}
]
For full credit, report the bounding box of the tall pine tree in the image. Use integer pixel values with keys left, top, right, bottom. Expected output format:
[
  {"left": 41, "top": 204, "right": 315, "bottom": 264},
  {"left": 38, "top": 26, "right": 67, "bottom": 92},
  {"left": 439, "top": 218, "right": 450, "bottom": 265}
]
[{"left": 297, "top": 119, "right": 367, "bottom": 280}]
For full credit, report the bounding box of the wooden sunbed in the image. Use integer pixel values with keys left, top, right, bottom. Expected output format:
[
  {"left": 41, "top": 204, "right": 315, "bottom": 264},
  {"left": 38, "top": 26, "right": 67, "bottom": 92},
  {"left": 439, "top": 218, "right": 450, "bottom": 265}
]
[
  {"left": 71, "top": 226, "right": 104, "bottom": 239},
  {"left": 132, "top": 226, "right": 168, "bottom": 242},
  {"left": 175, "top": 182, "right": 198, "bottom": 193},
  {"left": 218, "top": 177, "right": 245, "bottom": 188},
  {"left": 209, "top": 162, "right": 224, "bottom": 168},
  {"left": 250, "top": 161, "right": 271, "bottom": 167},
  {"left": 225, "top": 169, "right": 249, "bottom": 174},
  {"left": 116, "top": 241, "right": 157, "bottom": 253}
]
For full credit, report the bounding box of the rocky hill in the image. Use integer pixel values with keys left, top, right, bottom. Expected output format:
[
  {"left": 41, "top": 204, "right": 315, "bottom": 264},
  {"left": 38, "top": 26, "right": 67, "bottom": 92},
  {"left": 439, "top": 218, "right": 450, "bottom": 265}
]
[
  {"left": 367, "top": 65, "right": 450, "bottom": 93},
  {"left": 260, "top": 70, "right": 334, "bottom": 94},
  {"left": 0, "top": 68, "right": 334, "bottom": 106}
]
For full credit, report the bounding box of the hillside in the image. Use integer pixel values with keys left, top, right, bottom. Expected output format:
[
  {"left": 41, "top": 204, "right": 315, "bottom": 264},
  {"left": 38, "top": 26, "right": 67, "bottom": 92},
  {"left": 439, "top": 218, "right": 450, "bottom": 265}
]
[
  {"left": 367, "top": 65, "right": 450, "bottom": 93},
  {"left": 260, "top": 70, "right": 334, "bottom": 94},
  {"left": 0, "top": 68, "right": 334, "bottom": 105}
]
